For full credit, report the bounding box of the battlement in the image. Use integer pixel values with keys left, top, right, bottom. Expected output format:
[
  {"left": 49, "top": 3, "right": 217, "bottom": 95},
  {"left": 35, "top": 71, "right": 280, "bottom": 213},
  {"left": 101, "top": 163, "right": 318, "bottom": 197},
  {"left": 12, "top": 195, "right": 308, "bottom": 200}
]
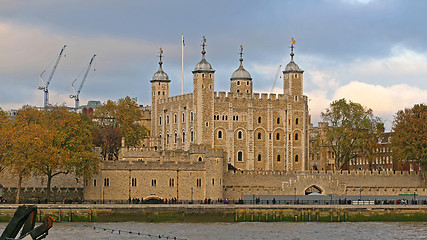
[
  {"left": 226, "top": 169, "right": 422, "bottom": 177},
  {"left": 102, "top": 159, "right": 206, "bottom": 171},
  {"left": 214, "top": 92, "right": 286, "bottom": 102},
  {"left": 158, "top": 93, "right": 193, "bottom": 104}
]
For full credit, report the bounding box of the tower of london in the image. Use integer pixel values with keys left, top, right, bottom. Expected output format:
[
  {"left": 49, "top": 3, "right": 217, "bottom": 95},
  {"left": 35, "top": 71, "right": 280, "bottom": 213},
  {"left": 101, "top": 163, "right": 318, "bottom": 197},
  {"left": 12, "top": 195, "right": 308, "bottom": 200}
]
[{"left": 150, "top": 37, "right": 309, "bottom": 171}]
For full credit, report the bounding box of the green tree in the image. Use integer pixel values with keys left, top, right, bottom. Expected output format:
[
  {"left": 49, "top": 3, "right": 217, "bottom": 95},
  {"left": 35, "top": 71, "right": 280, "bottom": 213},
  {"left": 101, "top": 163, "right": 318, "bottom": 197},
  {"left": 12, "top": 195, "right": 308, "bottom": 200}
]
[
  {"left": 5, "top": 106, "right": 43, "bottom": 203},
  {"left": 0, "top": 108, "right": 10, "bottom": 172},
  {"left": 321, "top": 98, "right": 382, "bottom": 170},
  {"left": 31, "top": 106, "right": 101, "bottom": 200},
  {"left": 93, "top": 96, "right": 148, "bottom": 148},
  {"left": 392, "top": 104, "right": 427, "bottom": 174}
]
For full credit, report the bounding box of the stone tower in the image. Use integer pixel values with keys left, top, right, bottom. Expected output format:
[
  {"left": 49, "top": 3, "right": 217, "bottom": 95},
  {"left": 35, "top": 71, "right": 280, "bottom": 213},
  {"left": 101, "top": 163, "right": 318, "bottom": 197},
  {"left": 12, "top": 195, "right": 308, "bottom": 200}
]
[
  {"left": 230, "top": 45, "right": 253, "bottom": 94},
  {"left": 150, "top": 48, "right": 170, "bottom": 149},
  {"left": 283, "top": 39, "right": 308, "bottom": 170},
  {"left": 192, "top": 37, "right": 215, "bottom": 146}
]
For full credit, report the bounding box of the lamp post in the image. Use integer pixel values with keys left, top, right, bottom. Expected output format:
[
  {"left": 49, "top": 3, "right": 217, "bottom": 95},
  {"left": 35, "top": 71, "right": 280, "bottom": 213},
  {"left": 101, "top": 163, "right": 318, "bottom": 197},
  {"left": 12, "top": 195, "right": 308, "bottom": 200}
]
[
  {"left": 294, "top": 188, "right": 297, "bottom": 205},
  {"left": 191, "top": 187, "right": 194, "bottom": 204},
  {"left": 102, "top": 186, "right": 105, "bottom": 204},
  {"left": 359, "top": 188, "right": 363, "bottom": 201}
]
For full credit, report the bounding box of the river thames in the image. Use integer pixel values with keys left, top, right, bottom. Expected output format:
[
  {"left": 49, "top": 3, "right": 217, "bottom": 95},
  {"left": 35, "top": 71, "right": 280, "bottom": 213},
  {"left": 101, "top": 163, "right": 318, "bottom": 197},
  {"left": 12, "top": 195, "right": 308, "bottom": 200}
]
[{"left": 2, "top": 222, "right": 426, "bottom": 239}]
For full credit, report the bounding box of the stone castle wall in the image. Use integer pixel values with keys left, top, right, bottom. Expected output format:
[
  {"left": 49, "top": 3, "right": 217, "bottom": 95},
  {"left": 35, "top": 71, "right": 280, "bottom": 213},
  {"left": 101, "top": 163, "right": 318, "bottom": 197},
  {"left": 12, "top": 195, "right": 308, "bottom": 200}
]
[{"left": 223, "top": 169, "right": 426, "bottom": 200}]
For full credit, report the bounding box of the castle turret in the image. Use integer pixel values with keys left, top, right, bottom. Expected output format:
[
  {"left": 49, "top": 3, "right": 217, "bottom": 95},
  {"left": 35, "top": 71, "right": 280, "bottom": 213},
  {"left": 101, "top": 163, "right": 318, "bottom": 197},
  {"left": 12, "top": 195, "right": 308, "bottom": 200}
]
[
  {"left": 230, "top": 45, "right": 252, "bottom": 94},
  {"left": 150, "top": 48, "right": 170, "bottom": 148},
  {"left": 283, "top": 38, "right": 308, "bottom": 171},
  {"left": 192, "top": 37, "right": 215, "bottom": 146}
]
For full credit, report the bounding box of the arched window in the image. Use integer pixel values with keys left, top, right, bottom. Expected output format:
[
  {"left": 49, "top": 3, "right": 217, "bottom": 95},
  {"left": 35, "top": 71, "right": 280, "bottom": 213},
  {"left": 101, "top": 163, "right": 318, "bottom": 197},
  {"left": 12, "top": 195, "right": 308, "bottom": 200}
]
[
  {"left": 174, "top": 114, "right": 177, "bottom": 123},
  {"left": 198, "top": 157, "right": 203, "bottom": 162},
  {"left": 182, "top": 113, "right": 185, "bottom": 123},
  {"left": 158, "top": 91, "right": 160, "bottom": 95},
  {"left": 237, "top": 89, "right": 240, "bottom": 93},
  {"left": 276, "top": 133, "right": 280, "bottom": 140},
  {"left": 159, "top": 117, "right": 162, "bottom": 125},
  {"left": 218, "top": 130, "right": 223, "bottom": 139},
  {"left": 167, "top": 134, "right": 170, "bottom": 144},
  {"left": 277, "top": 117, "right": 280, "bottom": 124},
  {"left": 296, "top": 118, "right": 299, "bottom": 125},
  {"left": 182, "top": 131, "right": 185, "bottom": 143},
  {"left": 277, "top": 155, "right": 281, "bottom": 162},
  {"left": 167, "top": 115, "right": 169, "bottom": 124},
  {"left": 174, "top": 132, "right": 177, "bottom": 143},
  {"left": 237, "top": 131, "right": 243, "bottom": 139},
  {"left": 191, "top": 112, "right": 193, "bottom": 121},
  {"left": 237, "top": 151, "right": 243, "bottom": 162},
  {"left": 257, "top": 132, "right": 262, "bottom": 139},
  {"left": 237, "top": 81, "right": 240, "bottom": 85},
  {"left": 295, "top": 155, "right": 299, "bottom": 162},
  {"left": 162, "top": 91, "right": 165, "bottom": 95},
  {"left": 295, "top": 133, "right": 298, "bottom": 141},
  {"left": 258, "top": 117, "right": 261, "bottom": 123},
  {"left": 191, "top": 130, "right": 194, "bottom": 142},
  {"left": 257, "top": 154, "right": 262, "bottom": 161}
]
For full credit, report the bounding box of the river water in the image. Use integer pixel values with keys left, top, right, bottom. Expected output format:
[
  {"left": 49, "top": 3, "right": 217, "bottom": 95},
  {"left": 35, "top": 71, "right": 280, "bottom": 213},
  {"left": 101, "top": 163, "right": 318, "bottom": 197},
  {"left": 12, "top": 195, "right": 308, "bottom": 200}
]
[{"left": 1, "top": 222, "right": 426, "bottom": 239}]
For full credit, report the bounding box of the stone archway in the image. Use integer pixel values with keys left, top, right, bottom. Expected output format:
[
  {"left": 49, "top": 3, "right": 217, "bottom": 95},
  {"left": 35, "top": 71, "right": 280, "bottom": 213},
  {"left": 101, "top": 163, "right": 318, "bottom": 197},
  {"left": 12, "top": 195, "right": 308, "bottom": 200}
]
[{"left": 304, "top": 185, "right": 323, "bottom": 195}]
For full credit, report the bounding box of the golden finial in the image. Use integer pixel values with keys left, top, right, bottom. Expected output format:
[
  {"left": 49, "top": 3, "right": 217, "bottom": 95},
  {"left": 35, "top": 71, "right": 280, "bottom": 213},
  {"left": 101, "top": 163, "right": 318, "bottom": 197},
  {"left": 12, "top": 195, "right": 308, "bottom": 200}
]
[
  {"left": 289, "top": 38, "right": 295, "bottom": 60},
  {"left": 202, "top": 36, "right": 206, "bottom": 43}
]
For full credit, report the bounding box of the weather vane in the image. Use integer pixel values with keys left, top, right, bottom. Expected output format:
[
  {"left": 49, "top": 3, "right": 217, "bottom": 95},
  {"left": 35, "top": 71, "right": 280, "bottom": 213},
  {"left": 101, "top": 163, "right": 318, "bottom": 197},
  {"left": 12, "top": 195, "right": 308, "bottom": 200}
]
[
  {"left": 289, "top": 38, "right": 295, "bottom": 52},
  {"left": 159, "top": 48, "right": 163, "bottom": 64},
  {"left": 239, "top": 45, "right": 244, "bottom": 62}
]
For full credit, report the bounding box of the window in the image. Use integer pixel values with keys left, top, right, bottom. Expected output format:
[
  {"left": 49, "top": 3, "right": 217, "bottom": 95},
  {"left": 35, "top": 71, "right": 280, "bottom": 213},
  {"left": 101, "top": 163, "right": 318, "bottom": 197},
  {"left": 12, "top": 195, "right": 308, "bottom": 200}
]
[
  {"left": 295, "top": 96, "right": 298, "bottom": 101},
  {"left": 206, "top": 122, "right": 209, "bottom": 126},
  {"left": 174, "top": 114, "right": 177, "bottom": 123},
  {"left": 237, "top": 89, "right": 240, "bottom": 93},
  {"left": 296, "top": 118, "right": 299, "bottom": 125},
  {"left": 277, "top": 155, "right": 281, "bottom": 162},
  {"left": 182, "top": 131, "right": 186, "bottom": 143},
  {"left": 258, "top": 154, "right": 262, "bottom": 161},
  {"left": 162, "top": 91, "right": 165, "bottom": 95},
  {"left": 151, "top": 179, "right": 157, "bottom": 187},
  {"left": 295, "top": 155, "right": 299, "bottom": 162},
  {"left": 196, "top": 179, "right": 202, "bottom": 187},
  {"left": 167, "top": 115, "right": 169, "bottom": 124},
  {"left": 212, "top": 178, "right": 215, "bottom": 185},
  {"left": 295, "top": 133, "right": 298, "bottom": 141},
  {"left": 277, "top": 117, "right": 280, "bottom": 124},
  {"left": 237, "top": 81, "right": 240, "bottom": 85},
  {"left": 191, "top": 130, "right": 194, "bottom": 142},
  {"left": 169, "top": 178, "right": 174, "bottom": 187},
  {"left": 182, "top": 113, "right": 185, "bottom": 123},
  {"left": 218, "top": 130, "right": 223, "bottom": 139},
  {"left": 257, "top": 132, "right": 262, "bottom": 139},
  {"left": 258, "top": 117, "right": 261, "bottom": 123},
  {"left": 131, "top": 178, "right": 137, "bottom": 187},
  {"left": 237, "top": 151, "right": 243, "bottom": 162},
  {"left": 174, "top": 132, "right": 177, "bottom": 143},
  {"left": 104, "top": 178, "right": 110, "bottom": 187},
  {"left": 198, "top": 157, "right": 203, "bottom": 162},
  {"left": 238, "top": 131, "right": 243, "bottom": 139},
  {"left": 159, "top": 117, "right": 162, "bottom": 125},
  {"left": 167, "top": 134, "right": 170, "bottom": 144},
  {"left": 93, "top": 179, "right": 97, "bottom": 187},
  {"left": 191, "top": 112, "right": 193, "bottom": 121},
  {"left": 276, "top": 133, "right": 280, "bottom": 140},
  {"left": 158, "top": 91, "right": 160, "bottom": 95},
  {"left": 247, "top": 81, "right": 249, "bottom": 85},
  {"left": 289, "top": 134, "right": 291, "bottom": 140}
]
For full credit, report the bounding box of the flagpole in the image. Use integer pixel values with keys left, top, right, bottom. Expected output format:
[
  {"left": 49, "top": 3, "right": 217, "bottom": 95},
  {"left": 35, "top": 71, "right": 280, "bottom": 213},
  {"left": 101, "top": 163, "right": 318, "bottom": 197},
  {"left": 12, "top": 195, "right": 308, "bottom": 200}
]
[{"left": 181, "top": 34, "right": 184, "bottom": 95}]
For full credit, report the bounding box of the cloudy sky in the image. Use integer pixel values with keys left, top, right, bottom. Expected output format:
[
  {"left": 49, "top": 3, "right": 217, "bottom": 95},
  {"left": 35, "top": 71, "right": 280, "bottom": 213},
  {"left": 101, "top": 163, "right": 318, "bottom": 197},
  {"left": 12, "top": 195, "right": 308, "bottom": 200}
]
[{"left": 1, "top": 0, "right": 426, "bottom": 130}]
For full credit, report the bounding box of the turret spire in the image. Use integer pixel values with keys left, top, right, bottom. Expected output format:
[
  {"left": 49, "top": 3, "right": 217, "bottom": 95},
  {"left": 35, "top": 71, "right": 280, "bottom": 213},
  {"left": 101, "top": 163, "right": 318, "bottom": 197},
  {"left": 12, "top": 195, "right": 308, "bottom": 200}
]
[
  {"left": 201, "top": 36, "right": 206, "bottom": 57},
  {"left": 158, "top": 48, "right": 164, "bottom": 68},
  {"left": 239, "top": 45, "right": 244, "bottom": 66},
  {"left": 289, "top": 37, "right": 295, "bottom": 61}
]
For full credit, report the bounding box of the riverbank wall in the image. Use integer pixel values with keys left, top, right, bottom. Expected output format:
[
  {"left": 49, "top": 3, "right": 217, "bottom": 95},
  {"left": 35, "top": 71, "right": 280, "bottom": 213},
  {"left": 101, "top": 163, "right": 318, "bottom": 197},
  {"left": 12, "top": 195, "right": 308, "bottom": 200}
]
[{"left": 0, "top": 204, "right": 426, "bottom": 223}]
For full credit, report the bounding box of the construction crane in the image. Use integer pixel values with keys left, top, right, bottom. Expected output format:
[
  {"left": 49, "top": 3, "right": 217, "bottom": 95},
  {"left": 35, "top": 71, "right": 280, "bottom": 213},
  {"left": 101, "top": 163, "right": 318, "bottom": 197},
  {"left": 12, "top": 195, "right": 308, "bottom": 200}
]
[
  {"left": 70, "top": 54, "right": 96, "bottom": 110},
  {"left": 270, "top": 64, "right": 282, "bottom": 93},
  {"left": 38, "top": 45, "right": 67, "bottom": 109}
]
